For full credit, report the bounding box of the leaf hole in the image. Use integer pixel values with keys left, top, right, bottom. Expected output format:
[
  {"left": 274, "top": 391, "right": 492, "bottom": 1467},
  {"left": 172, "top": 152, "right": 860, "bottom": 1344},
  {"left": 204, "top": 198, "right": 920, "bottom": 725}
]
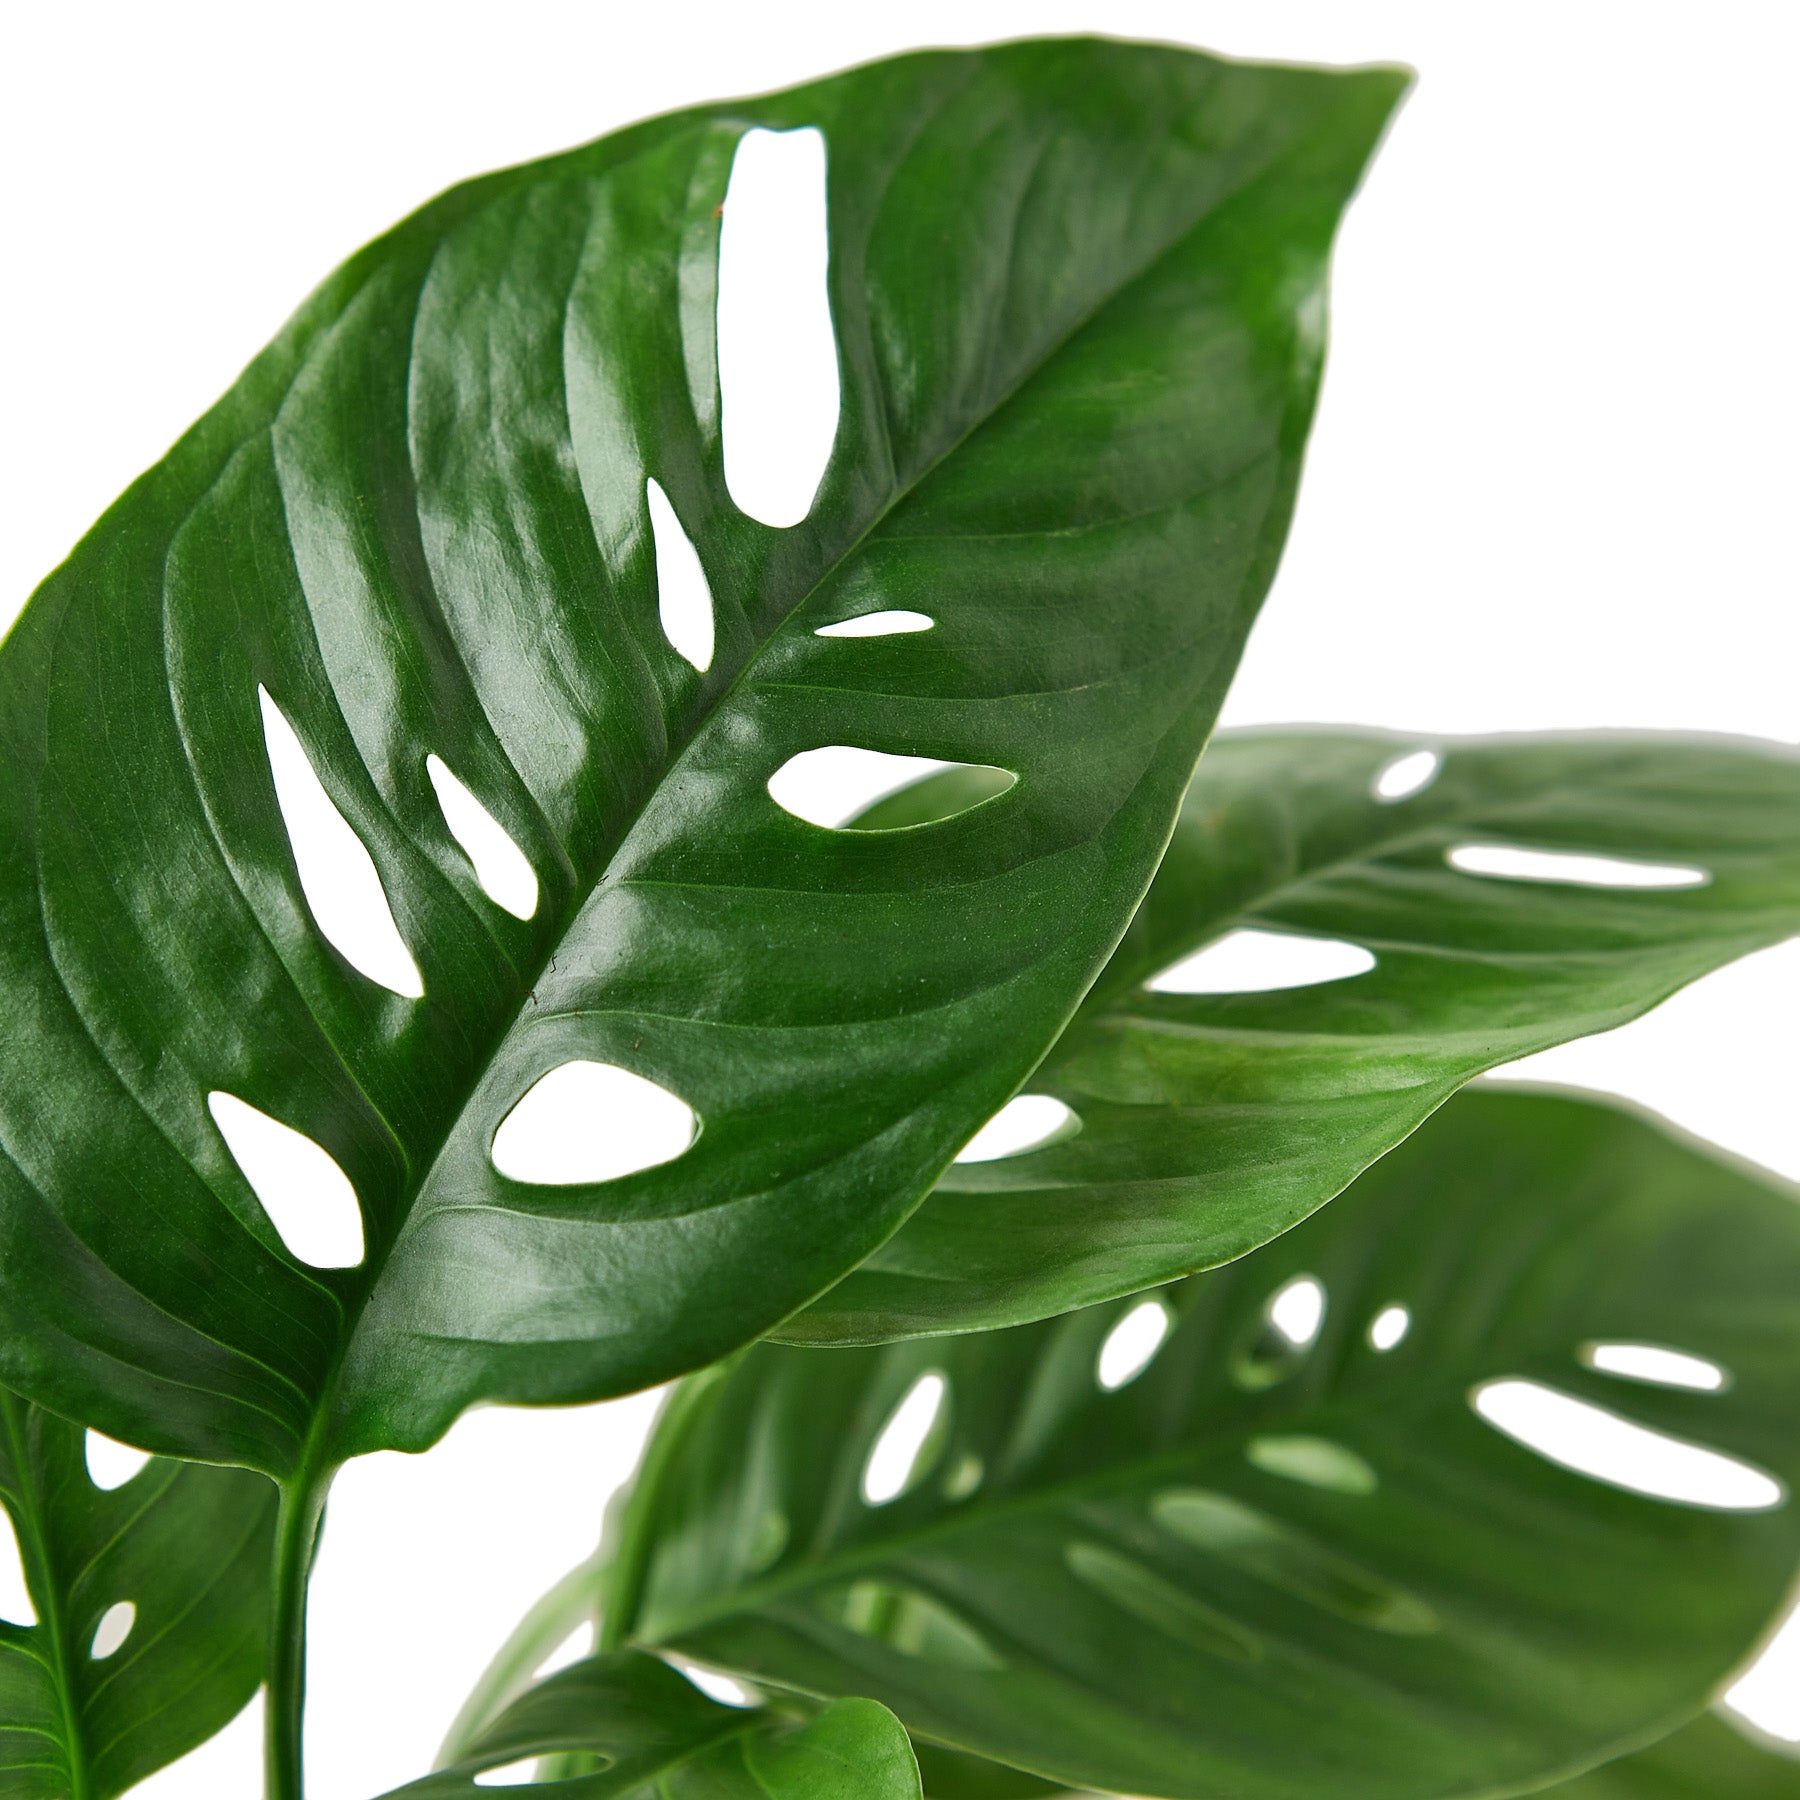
[
  {"left": 814, "top": 610, "right": 934, "bottom": 638},
  {"left": 1270, "top": 1277, "right": 1325, "bottom": 1347},
  {"left": 862, "top": 1371, "right": 948, "bottom": 1505},
  {"left": 718, "top": 125, "right": 838, "bottom": 527},
  {"left": 744, "top": 1510, "right": 789, "bottom": 1573},
  {"left": 90, "top": 1600, "right": 135, "bottom": 1660},
  {"left": 1472, "top": 1379, "right": 1781, "bottom": 1510},
  {"left": 473, "top": 1759, "right": 550, "bottom": 1788},
  {"left": 208, "top": 1092, "right": 365, "bottom": 1269},
  {"left": 1064, "top": 1541, "right": 1259, "bottom": 1662},
  {"left": 1367, "top": 1305, "right": 1411, "bottom": 1352},
  {"left": 0, "top": 1508, "right": 36, "bottom": 1626},
  {"left": 767, "top": 747, "right": 1014, "bottom": 830},
  {"left": 426, "top": 755, "right": 538, "bottom": 920},
  {"left": 943, "top": 1454, "right": 984, "bottom": 1501},
  {"left": 85, "top": 1430, "right": 152, "bottom": 1491},
  {"left": 664, "top": 1653, "right": 760, "bottom": 1708},
  {"left": 1447, "top": 843, "right": 1709, "bottom": 890},
  {"left": 1146, "top": 928, "right": 1375, "bottom": 996},
  {"left": 490, "top": 1062, "right": 697, "bottom": 1187},
  {"left": 832, "top": 1581, "right": 1004, "bottom": 1670},
  {"left": 1372, "top": 747, "right": 1441, "bottom": 802},
  {"left": 953, "top": 1094, "right": 1076, "bottom": 1165},
  {"left": 1153, "top": 1490, "right": 1436, "bottom": 1635},
  {"left": 257, "top": 687, "right": 423, "bottom": 997},
  {"left": 646, "top": 478, "right": 715, "bottom": 673},
  {"left": 531, "top": 1622, "right": 593, "bottom": 1681},
  {"left": 1097, "top": 1299, "right": 1174, "bottom": 1391},
  {"left": 1246, "top": 1436, "right": 1378, "bottom": 1495},
  {"left": 1232, "top": 1276, "right": 1325, "bottom": 1391},
  {"left": 1581, "top": 1342, "right": 1729, "bottom": 1392}
]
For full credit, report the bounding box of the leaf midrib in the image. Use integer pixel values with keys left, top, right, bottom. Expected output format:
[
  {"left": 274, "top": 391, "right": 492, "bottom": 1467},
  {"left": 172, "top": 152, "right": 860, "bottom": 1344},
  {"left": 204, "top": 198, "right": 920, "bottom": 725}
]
[{"left": 320, "top": 88, "right": 1343, "bottom": 1446}]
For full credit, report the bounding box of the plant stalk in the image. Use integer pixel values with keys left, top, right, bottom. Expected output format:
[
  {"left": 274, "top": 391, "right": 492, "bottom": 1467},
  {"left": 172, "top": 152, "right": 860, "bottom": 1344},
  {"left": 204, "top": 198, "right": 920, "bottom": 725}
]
[{"left": 265, "top": 1457, "right": 334, "bottom": 1800}]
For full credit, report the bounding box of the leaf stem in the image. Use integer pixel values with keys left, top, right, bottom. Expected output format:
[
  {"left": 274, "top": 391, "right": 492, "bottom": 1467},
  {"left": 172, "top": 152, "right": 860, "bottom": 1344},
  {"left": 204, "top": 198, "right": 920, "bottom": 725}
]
[
  {"left": 434, "top": 1549, "right": 608, "bottom": 1768},
  {"left": 265, "top": 1453, "right": 334, "bottom": 1800},
  {"left": 0, "top": 1396, "right": 88, "bottom": 1800}
]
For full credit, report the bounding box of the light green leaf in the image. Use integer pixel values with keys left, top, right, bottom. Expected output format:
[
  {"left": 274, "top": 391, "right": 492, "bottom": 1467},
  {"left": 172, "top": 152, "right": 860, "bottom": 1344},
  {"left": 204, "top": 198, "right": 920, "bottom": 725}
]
[
  {"left": 385, "top": 1650, "right": 918, "bottom": 1798},
  {"left": 1539, "top": 1711, "right": 1800, "bottom": 1797},
  {"left": 604, "top": 1088, "right": 1800, "bottom": 1800},
  {"left": 0, "top": 1391, "right": 273, "bottom": 1798},
  {"left": 0, "top": 43, "right": 1401, "bottom": 1473},
  {"left": 785, "top": 729, "right": 1800, "bottom": 1342}
]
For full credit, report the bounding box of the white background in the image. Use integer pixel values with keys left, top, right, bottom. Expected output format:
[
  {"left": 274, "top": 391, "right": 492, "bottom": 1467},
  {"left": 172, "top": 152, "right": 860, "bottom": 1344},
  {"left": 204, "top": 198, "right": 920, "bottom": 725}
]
[{"left": 2, "top": 2, "right": 1797, "bottom": 1794}]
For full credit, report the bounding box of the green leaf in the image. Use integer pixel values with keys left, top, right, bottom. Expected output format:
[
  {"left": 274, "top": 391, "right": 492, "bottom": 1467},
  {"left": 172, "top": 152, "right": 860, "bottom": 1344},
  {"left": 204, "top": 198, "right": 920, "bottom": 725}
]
[
  {"left": 0, "top": 1391, "right": 273, "bottom": 1798},
  {"left": 384, "top": 1650, "right": 918, "bottom": 1798},
  {"left": 603, "top": 1088, "right": 1800, "bottom": 1800},
  {"left": 0, "top": 42, "right": 1401, "bottom": 1473},
  {"left": 785, "top": 728, "right": 1800, "bottom": 1342},
  {"left": 1537, "top": 1712, "right": 1800, "bottom": 1798},
  {"left": 910, "top": 1741, "right": 1070, "bottom": 1798}
]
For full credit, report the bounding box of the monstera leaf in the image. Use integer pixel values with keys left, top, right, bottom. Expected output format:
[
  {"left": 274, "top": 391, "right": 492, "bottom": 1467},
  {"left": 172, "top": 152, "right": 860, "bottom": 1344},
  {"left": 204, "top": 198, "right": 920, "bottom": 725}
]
[
  {"left": 785, "top": 729, "right": 1800, "bottom": 1342},
  {"left": 384, "top": 1650, "right": 918, "bottom": 1798},
  {"left": 1538, "top": 1712, "right": 1800, "bottom": 1798},
  {"left": 589, "top": 1089, "right": 1800, "bottom": 1800},
  {"left": 0, "top": 42, "right": 1402, "bottom": 1476},
  {"left": 0, "top": 1392, "right": 273, "bottom": 1798}
]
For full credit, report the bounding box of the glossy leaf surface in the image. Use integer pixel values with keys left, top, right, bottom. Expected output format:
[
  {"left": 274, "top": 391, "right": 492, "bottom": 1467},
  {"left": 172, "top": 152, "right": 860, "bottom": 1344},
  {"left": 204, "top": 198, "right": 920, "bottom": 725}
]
[
  {"left": 0, "top": 44, "right": 1401, "bottom": 1469},
  {"left": 609, "top": 1089, "right": 1800, "bottom": 1800},
  {"left": 0, "top": 1393, "right": 273, "bottom": 1798},
  {"left": 787, "top": 730, "right": 1800, "bottom": 1341},
  {"left": 1541, "top": 1712, "right": 1800, "bottom": 1798},
  {"left": 385, "top": 1650, "right": 917, "bottom": 1798}
]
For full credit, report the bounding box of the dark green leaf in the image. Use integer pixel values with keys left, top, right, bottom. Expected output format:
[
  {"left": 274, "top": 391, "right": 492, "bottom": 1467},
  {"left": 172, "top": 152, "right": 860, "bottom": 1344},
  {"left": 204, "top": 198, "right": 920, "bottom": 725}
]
[
  {"left": 785, "top": 729, "right": 1800, "bottom": 1342},
  {"left": 0, "top": 42, "right": 1401, "bottom": 1471},
  {"left": 1537, "top": 1712, "right": 1800, "bottom": 1798},
  {"left": 606, "top": 1089, "right": 1800, "bottom": 1800},
  {"left": 911, "top": 1740, "right": 1070, "bottom": 1798},
  {"left": 384, "top": 1649, "right": 918, "bottom": 1798},
  {"left": 0, "top": 1392, "right": 273, "bottom": 1798}
]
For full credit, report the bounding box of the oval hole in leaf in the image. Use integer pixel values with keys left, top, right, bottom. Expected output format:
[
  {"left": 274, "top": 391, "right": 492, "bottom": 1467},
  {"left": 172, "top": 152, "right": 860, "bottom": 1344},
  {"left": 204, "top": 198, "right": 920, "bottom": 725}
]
[
  {"left": 1153, "top": 1490, "right": 1437, "bottom": 1635},
  {"left": 1368, "top": 1305, "right": 1411, "bottom": 1352},
  {"left": 768, "top": 747, "right": 1014, "bottom": 830},
  {"left": 85, "top": 1429, "right": 152, "bottom": 1491},
  {"left": 1233, "top": 1276, "right": 1325, "bottom": 1391},
  {"left": 862, "top": 1371, "right": 948, "bottom": 1505},
  {"left": 834, "top": 1580, "right": 1004, "bottom": 1670},
  {"left": 1270, "top": 1276, "right": 1325, "bottom": 1347},
  {"left": 531, "top": 1621, "right": 593, "bottom": 1680},
  {"left": 943, "top": 1454, "right": 983, "bottom": 1501},
  {"left": 426, "top": 755, "right": 538, "bottom": 921},
  {"left": 257, "top": 687, "right": 423, "bottom": 998},
  {"left": 1582, "top": 1342, "right": 1729, "bottom": 1392},
  {"left": 208, "top": 1092, "right": 365, "bottom": 1269},
  {"left": 472, "top": 1760, "right": 541, "bottom": 1789},
  {"left": 1372, "top": 747, "right": 1441, "bottom": 802},
  {"left": 666, "top": 1653, "right": 760, "bottom": 1708},
  {"left": 954, "top": 1095, "right": 1075, "bottom": 1165},
  {"left": 90, "top": 1600, "right": 135, "bottom": 1660},
  {"left": 1246, "top": 1435, "right": 1378, "bottom": 1495},
  {"left": 1065, "top": 1540, "right": 1258, "bottom": 1662},
  {"left": 0, "top": 1508, "right": 36, "bottom": 1626},
  {"left": 490, "top": 1063, "right": 697, "bottom": 1187},
  {"left": 645, "top": 478, "right": 715, "bottom": 673},
  {"left": 1098, "top": 1299, "right": 1174, "bottom": 1391},
  {"left": 1472, "top": 1379, "right": 1782, "bottom": 1510},
  {"left": 1447, "top": 844, "right": 1709, "bottom": 890},
  {"left": 718, "top": 126, "right": 838, "bottom": 527},
  {"left": 814, "top": 610, "right": 934, "bottom": 638},
  {"left": 1146, "top": 928, "right": 1375, "bottom": 995}
]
